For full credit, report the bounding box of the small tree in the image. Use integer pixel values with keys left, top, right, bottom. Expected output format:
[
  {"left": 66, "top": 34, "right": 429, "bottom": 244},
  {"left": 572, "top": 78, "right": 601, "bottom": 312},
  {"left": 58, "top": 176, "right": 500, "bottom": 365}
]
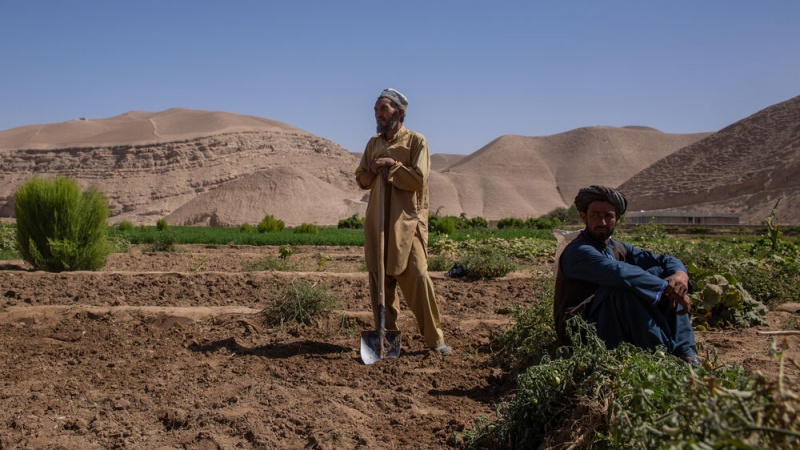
[{"left": 15, "top": 176, "right": 113, "bottom": 271}]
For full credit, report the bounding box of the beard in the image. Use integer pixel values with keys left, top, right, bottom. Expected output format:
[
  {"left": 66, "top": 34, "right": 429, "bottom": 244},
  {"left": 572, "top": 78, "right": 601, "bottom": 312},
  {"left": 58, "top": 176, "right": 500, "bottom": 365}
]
[
  {"left": 376, "top": 111, "right": 400, "bottom": 134},
  {"left": 586, "top": 224, "right": 615, "bottom": 242}
]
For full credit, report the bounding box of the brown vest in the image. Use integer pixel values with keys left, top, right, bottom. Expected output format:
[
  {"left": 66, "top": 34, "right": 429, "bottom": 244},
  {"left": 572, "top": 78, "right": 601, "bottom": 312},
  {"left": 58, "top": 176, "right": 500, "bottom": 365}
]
[{"left": 553, "top": 232, "right": 627, "bottom": 345}]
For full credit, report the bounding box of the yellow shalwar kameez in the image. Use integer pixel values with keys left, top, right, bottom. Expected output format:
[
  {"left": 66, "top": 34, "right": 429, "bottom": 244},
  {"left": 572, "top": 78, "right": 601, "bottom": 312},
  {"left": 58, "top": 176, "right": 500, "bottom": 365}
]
[{"left": 355, "top": 126, "right": 445, "bottom": 348}]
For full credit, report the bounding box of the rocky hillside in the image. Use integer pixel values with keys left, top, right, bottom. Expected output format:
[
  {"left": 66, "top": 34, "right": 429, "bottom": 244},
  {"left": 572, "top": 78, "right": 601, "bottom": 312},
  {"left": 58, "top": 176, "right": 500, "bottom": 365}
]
[
  {"left": 0, "top": 109, "right": 363, "bottom": 226},
  {"left": 430, "top": 127, "right": 710, "bottom": 219},
  {"left": 618, "top": 95, "right": 800, "bottom": 224}
]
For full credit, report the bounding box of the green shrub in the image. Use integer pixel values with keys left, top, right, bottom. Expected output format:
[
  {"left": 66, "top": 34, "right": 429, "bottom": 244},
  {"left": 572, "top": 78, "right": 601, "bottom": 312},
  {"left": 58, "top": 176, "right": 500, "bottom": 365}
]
[
  {"left": 337, "top": 214, "right": 364, "bottom": 229},
  {"left": 264, "top": 280, "right": 337, "bottom": 325},
  {"left": 427, "top": 254, "right": 453, "bottom": 271},
  {"left": 14, "top": 176, "right": 113, "bottom": 271},
  {"left": 467, "top": 215, "right": 489, "bottom": 229},
  {"left": 147, "top": 232, "right": 176, "bottom": 252},
  {"left": 542, "top": 205, "right": 581, "bottom": 225},
  {"left": 497, "top": 217, "right": 525, "bottom": 229},
  {"left": 294, "top": 223, "right": 320, "bottom": 234},
  {"left": 456, "top": 245, "right": 517, "bottom": 279},
  {"left": 258, "top": 214, "right": 285, "bottom": 233},
  {"left": 430, "top": 215, "right": 458, "bottom": 234},
  {"left": 156, "top": 218, "right": 169, "bottom": 231},
  {"left": 138, "top": 224, "right": 148, "bottom": 233},
  {"left": 117, "top": 220, "right": 134, "bottom": 232},
  {"left": 239, "top": 223, "right": 253, "bottom": 233}
]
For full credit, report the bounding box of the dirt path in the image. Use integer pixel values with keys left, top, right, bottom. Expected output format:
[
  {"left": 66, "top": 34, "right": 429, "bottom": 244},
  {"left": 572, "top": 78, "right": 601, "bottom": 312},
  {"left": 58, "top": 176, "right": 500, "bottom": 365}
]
[{"left": 0, "top": 245, "right": 797, "bottom": 449}]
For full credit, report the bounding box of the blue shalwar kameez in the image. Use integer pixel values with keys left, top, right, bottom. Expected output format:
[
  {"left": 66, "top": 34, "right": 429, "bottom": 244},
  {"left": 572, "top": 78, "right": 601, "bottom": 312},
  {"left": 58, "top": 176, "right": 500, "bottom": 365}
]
[{"left": 554, "top": 230, "right": 696, "bottom": 358}]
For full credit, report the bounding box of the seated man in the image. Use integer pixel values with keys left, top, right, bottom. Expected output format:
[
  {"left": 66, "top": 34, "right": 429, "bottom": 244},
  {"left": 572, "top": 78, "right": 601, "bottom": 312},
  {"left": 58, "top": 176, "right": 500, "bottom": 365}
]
[{"left": 554, "top": 185, "right": 698, "bottom": 363}]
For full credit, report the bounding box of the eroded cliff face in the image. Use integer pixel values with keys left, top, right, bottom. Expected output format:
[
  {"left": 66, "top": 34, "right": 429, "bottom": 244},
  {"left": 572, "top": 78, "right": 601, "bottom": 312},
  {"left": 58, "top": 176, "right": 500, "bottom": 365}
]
[{"left": 0, "top": 130, "right": 361, "bottom": 225}]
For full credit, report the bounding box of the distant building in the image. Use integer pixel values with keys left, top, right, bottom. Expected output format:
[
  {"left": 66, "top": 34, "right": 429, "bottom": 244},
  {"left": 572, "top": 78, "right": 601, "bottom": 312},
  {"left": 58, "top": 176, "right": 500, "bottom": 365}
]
[{"left": 626, "top": 211, "right": 740, "bottom": 226}]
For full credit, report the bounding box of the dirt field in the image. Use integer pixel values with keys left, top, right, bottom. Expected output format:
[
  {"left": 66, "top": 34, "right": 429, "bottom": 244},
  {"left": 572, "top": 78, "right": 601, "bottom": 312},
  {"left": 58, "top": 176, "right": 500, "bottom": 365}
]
[{"left": 1, "top": 245, "right": 798, "bottom": 449}]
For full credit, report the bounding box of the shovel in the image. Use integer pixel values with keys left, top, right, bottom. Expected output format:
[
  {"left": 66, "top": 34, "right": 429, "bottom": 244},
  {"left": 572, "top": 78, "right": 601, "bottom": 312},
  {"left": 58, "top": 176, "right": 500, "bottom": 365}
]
[{"left": 360, "top": 177, "right": 401, "bottom": 364}]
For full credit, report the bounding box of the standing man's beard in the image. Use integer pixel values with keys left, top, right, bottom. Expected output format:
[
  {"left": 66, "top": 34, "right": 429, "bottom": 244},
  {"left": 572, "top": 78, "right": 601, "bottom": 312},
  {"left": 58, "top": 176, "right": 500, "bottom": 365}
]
[{"left": 376, "top": 111, "right": 400, "bottom": 134}]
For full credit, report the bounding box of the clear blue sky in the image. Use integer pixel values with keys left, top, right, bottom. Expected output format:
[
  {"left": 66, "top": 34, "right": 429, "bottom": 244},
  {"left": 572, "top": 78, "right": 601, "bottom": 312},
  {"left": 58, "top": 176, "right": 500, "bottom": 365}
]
[{"left": 1, "top": 1, "right": 798, "bottom": 154}]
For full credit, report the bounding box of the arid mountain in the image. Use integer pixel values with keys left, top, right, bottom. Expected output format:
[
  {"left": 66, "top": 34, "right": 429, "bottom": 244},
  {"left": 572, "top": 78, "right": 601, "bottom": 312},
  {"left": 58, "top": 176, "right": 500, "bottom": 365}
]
[
  {"left": 618, "top": 95, "right": 800, "bottom": 224},
  {"left": 430, "top": 127, "right": 710, "bottom": 219},
  {"left": 0, "top": 109, "right": 364, "bottom": 226}
]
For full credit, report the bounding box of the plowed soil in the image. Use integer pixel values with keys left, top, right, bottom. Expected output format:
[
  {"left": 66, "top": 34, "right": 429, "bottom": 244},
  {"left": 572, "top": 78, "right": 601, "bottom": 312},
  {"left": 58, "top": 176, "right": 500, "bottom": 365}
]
[{"left": 1, "top": 245, "right": 798, "bottom": 449}]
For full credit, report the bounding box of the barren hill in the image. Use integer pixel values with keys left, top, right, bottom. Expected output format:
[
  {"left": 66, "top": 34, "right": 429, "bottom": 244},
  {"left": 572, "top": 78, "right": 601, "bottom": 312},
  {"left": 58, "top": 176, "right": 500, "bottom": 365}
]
[
  {"left": 430, "top": 127, "right": 710, "bottom": 219},
  {"left": 0, "top": 109, "right": 363, "bottom": 226},
  {"left": 618, "top": 95, "right": 800, "bottom": 224}
]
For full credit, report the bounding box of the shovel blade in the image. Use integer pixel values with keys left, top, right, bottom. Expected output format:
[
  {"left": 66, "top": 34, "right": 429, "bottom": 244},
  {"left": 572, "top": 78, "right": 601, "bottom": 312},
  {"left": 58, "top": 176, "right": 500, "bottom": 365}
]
[{"left": 360, "top": 330, "right": 402, "bottom": 365}]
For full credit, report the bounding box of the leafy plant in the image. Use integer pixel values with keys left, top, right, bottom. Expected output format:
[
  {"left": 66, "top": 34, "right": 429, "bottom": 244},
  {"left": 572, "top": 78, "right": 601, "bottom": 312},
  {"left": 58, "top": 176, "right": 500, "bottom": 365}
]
[
  {"left": 264, "top": 280, "right": 337, "bottom": 326},
  {"left": 147, "top": 231, "right": 176, "bottom": 252},
  {"left": 258, "top": 214, "right": 285, "bottom": 233},
  {"left": 337, "top": 214, "right": 364, "bottom": 229},
  {"left": 279, "top": 244, "right": 293, "bottom": 259},
  {"left": 156, "top": 218, "right": 169, "bottom": 231},
  {"left": 239, "top": 223, "right": 253, "bottom": 233},
  {"left": 14, "top": 176, "right": 113, "bottom": 271},
  {"left": 687, "top": 264, "right": 767, "bottom": 329},
  {"left": 117, "top": 220, "right": 134, "bottom": 232},
  {"left": 315, "top": 252, "right": 332, "bottom": 271},
  {"left": 294, "top": 223, "right": 320, "bottom": 234},
  {"left": 453, "top": 245, "right": 517, "bottom": 279}
]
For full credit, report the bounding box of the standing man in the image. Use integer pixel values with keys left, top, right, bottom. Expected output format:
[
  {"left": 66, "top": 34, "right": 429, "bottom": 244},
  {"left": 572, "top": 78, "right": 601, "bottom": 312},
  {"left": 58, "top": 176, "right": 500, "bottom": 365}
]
[
  {"left": 355, "top": 88, "right": 451, "bottom": 355},
  {"left": 554, "top": 185, "right": 698, "bottom": 363}
]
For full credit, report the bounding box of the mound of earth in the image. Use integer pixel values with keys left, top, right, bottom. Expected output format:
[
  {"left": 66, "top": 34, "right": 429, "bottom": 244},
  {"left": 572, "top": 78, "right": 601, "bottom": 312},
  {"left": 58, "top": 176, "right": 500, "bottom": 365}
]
[
  {"left": 0, "top": 245, "right": 797, "bottom": 448},
  {"left": 619, "top": 95, "right": 800, "bottom": 224},
  {"left": 431, "top": 127, "right": 709, "bottom": 219}
]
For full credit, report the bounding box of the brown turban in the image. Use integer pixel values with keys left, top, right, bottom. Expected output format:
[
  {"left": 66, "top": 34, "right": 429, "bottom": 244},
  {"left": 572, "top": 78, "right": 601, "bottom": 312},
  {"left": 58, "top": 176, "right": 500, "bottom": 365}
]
[{"left": 574, "top": 185, "right": 628, "bottom": 216}]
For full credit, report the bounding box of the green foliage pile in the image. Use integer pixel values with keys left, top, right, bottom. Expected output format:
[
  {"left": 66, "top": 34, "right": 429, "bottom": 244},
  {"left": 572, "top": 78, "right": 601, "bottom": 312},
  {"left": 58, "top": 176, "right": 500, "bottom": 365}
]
[
  {"left": 258, "top": 214, "right": 285, "bottom": 233},
  {"left": 491, "top": 277, "right": 557, "bottom": 369},
  {"left": 293, "top": 223, "right": 319, "bottom": 234},
  {"left": 14, "top": 177, "right": 113, "bottom": 271},
  {"left": 337, "top": 214, "right": 364, "bottom": 229},
  {"left": 239, "top": 223, "right": 253, "bottom": 233},
  {"left": 264, "top": 280, "right": 337, "bottom": 326},
  {"left": 465, "top": 318, "right": 800, "bottom": 449}
]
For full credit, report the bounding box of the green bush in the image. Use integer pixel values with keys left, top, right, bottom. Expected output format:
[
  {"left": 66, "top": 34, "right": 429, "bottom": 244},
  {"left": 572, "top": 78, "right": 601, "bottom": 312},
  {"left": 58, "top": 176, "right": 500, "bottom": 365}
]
[
  {"left": 147, "top": 232, "right": 176, "bottom": 252},
  {"left": 264, "top": 280, "right": 337, "bottom": 326},
  {"left": 117, "top": 220, "right": 134, "bottom": 232},
  {"left": 497, "top": 217, "right": 525, "bottom": 229},
  {"left": 239, "top": 223, "right": 253, "bottom": 233},
  {"left": 14, "top": 177, "right": 113, "bottom": 271},
  {"left": 258, "top": 214, "right": 285, "bottom": 233},
  {"left": 430, "top": 215, "right": 458, "bottom": 234},
  {"left": 455, "top": 245, "right": 517, "bottom": 279},
  {"left": 294, "top": 223, "right": 320, "bottom": 234},
  {"left": 156, "top": 218, "right": 169, "bottom": 231},
  {"left": 337, "top": 214, "right": 364, "bottom": 229},
  {"left": 427, "top": 254, "right": 453, "bottom": 271}
]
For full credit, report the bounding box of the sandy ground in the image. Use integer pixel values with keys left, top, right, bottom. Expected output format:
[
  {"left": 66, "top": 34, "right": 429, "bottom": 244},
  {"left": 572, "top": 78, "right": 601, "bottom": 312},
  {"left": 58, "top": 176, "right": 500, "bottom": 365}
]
[{"left": 0, "top": 245, "right": 798, "bottom": 449}]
